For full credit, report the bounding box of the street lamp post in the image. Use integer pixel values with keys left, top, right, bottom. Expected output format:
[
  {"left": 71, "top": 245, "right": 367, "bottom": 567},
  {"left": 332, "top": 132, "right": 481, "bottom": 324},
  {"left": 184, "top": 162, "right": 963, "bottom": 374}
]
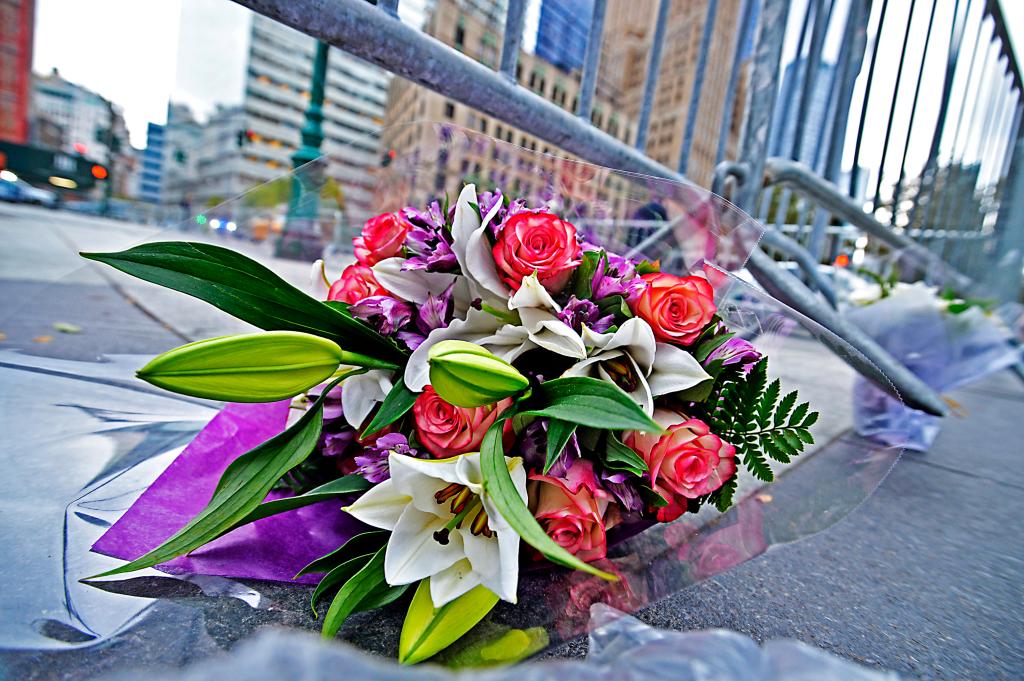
[{"left": 276, "top": 39, "right": 330, "bottom": 260}]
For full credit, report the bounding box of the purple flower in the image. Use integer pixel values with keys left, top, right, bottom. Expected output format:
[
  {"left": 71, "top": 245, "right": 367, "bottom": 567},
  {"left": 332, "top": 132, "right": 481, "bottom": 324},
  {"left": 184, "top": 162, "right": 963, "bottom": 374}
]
[
  {"left": 706, "top": 336, "right": 762, "bottom": 372},
  {"left": 558, "top": 296, "right": 614, "bottom": 333},
  {"left": 519, "top": 419, "right": 581, "bottom": 475},
  {"left": 590, "top": 250, "right": 646, "bottom": 302},
  {"left": 415, "top": 283, "right": 455, "bottom": 335},
  {"left": 355, "top": 433, "right": 419, "bottom": 483},
  {"left": 599, "top": 469, "right": 645, "bottom": 514},
  {"left": 402, "top": 202, "right": 459, "bottom": 272},
  {"left": 350, "top": 295, "right": 414, "bottom": 335},
  {"left": 321, "top": 429, "right": 356, "bottom": 458}
]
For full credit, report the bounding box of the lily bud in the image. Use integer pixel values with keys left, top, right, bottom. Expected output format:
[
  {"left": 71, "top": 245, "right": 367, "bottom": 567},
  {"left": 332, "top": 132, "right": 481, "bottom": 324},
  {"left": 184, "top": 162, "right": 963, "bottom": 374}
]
[
  {"left": 137, "top": 331, "right": 345, "bottom": 402},
  {"left": 427, "top": 340, "right": 529, "bottom": 408}
]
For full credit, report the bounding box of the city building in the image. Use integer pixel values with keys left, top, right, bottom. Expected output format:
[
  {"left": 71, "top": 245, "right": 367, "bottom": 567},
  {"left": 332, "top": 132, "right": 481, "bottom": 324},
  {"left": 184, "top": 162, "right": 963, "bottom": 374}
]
[
  {"left": 769, "top": 57, "right": 838, "bottom": 168},
  {"left": 160, "top": 102, "right": 203, "bottom": 212},
  {"left": 382, "top": 0, "right": 635, "bottom": 208},
  {"left": 0, "top": 0, "right": 34, "bottom": 145},
  {"left": 139, "top": 123, "right": 165, "bottom": 204},
  {"left": 535, "top": 0, "right": 593, "bottom": 73},
  {"left": 601, "top": 0, "right": 748, "bottom": 186}
]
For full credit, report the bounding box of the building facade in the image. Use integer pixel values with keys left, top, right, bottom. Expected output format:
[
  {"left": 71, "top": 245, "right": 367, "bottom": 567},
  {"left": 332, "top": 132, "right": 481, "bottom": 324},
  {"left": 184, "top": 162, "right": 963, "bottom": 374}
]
[
  {"left": 0, "top": 0, "right": 34, "bottom": 145},
  {"left": 382, "top": 0, "right": 635, "bottom": 209},
  {"left": 160, "top": 102, "right": 203, "bottom": 211},
  {"left": 535, "top": 0, "right": 593, "bottom": 73},
  {"left": 139, "top": 123, "right": 165, "bottom": 203}
]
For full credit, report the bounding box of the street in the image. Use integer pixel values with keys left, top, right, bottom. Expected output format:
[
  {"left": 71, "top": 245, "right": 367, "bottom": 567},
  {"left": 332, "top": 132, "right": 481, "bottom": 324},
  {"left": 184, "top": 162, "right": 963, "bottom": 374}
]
[{"left": 1, "top": 205, "right": 1022, "bottom": 679}]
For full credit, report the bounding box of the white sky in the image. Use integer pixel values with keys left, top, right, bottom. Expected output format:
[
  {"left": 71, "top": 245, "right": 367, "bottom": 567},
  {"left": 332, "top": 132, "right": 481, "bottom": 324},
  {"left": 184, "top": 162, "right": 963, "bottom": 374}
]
[{"left": 32, "top": 0, "right": 1024, "bottom": 182}]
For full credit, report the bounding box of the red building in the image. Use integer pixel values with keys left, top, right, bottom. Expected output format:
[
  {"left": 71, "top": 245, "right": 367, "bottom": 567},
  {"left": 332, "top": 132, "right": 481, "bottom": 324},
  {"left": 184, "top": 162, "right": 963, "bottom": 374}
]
[{"left": 0, "top": 0, "right": 35, "bottom": 144}]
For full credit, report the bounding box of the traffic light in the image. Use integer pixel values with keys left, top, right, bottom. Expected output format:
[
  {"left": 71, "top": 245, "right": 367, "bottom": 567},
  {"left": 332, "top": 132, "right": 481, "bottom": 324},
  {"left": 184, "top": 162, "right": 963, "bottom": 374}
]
[
  {"left": 381, "top": 148, "right": 396, "bottom": 167},
  {"left": 236, "top": 129, "right": 257, "bottom": 148},
  {"left": 175, "top": 149, "right": 187, "bottom": 164},
  {"left": 91, "top": 164, "right": 108, "bottom": 180}
]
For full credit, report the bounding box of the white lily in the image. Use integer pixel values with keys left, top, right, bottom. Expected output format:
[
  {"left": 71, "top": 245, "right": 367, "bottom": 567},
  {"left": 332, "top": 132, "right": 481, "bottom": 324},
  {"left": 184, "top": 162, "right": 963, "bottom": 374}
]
[
  {"left": 506, "top": 273, "right": 587, "bottom": 359},
  {"left": 450, "top": 184, "right": 509, "bottom": 307},
  {"left": 341, "top": 369, "right": 393, "bottom": 429},
  {"left": 344, "top": 452, "right": 526, "bottom": 608},
  {"left": 564, "top": 317, "right": 711, "bottom": 415},
  {"left": 309, "top": 259, "right": 330, "bottom": 300}
]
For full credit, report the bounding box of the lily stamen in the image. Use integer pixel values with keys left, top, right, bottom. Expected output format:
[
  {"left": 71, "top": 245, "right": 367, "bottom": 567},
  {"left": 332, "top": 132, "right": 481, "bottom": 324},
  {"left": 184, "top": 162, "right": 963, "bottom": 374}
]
[
  {"left": 434, "top": 482, "right": 463, "bottom": 504},
  {"left": 470, "top": 506, "right": 493, "bottom": 538}
]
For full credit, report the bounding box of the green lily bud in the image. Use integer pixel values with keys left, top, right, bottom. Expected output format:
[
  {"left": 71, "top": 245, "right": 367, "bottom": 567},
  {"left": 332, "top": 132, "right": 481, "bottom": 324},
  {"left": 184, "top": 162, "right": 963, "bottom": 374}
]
[
  {"left": 428, "top": 340, "right": 529, "bottom": 407},
  {"left": 399, "top": 579, "right": 499, "bottom": 665},
  {"left": 137, "top": 331, "right": 345, "bottom": 402}
]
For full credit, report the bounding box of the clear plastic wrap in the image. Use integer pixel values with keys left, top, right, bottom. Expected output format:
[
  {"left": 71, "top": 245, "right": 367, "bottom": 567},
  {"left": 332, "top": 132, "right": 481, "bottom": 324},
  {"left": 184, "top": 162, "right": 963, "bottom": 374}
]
[{"left": 0, "top": 123, "right": 907, "bottom": 676}]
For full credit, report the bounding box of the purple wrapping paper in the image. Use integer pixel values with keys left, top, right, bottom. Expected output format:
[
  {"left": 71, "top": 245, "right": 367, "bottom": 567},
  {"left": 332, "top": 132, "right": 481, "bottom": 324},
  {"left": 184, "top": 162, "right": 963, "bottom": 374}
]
[{"left": 92, "top": 401, "right": 366, "bottom": 584}]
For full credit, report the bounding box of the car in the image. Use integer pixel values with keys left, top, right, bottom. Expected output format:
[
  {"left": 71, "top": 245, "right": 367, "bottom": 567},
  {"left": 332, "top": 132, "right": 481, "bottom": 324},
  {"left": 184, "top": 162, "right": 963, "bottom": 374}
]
[{"left": 0, "top": 177, "right": 58, "bottom": 208}]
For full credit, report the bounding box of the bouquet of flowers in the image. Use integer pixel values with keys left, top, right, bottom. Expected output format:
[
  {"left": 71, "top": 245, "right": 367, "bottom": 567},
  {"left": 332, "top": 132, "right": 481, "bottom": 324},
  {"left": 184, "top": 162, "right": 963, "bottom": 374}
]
[
  {"left": 83, "top": 183, "right": 819, "bottom": 664},
  {"left": 848, "top": 276, "right": 1020, "bottom": 450}
]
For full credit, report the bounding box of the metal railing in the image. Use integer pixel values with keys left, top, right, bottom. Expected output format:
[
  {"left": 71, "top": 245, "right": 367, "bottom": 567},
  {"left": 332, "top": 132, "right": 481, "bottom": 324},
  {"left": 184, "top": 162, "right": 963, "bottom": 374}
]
[{"left": 228, "top": 0, "right": 1023, "bottom": 415}]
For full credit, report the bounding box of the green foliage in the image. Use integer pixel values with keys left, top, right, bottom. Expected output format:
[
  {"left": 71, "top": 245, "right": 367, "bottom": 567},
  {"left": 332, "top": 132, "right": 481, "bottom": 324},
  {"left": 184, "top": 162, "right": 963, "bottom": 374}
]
[
  {"left": 601, "top": 431, "right": 648, "bottom": 478},
  {"left": 704, "top": 359, "right": 818, "bottom": 485},
  {"left": 361, "top": 378, "right": 418, "bottom": 438},
  {"left": 523, "top": 376, "right": 662, "bottom": 433},
  {"left": 572, "top": 250, "right": 604, "bottom": 299},
  {"left": 543, "top": 419, "right": 577, "bottom": 474}
]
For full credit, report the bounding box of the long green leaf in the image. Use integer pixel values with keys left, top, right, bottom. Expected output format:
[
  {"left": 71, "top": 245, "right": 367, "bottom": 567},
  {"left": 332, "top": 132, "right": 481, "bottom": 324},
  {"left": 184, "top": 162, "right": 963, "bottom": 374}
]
[
  {"left": 521, "top": 377, "right": 662, "bottom": 433},
  {"left": 603, "top": 432, "right": 648, "bottom": 477},
  {"left": 81, "top": 241, "right": 404, "bottom": 361},
  {"left": 321, "top": 546, "right": 388, "bottom": 638},
  {"left": 228, "top": 474, "right": 370, "bottom": 533},
  {"left": 296, "top": 530, "right": 389, "bottom": 578},
  {"left": 311, "top": 553, "right": 373, "bottom": 618},
  {"left": 86, "top": 377, "right": 342, "bottom": 579},
  {"left": 542, "top": 419, "right": 576, "bottom": 474},
  {"left": 480, "top": 416, "right": 616, "bottom": 581},
  {"left": 360, "top": 377, "right": 418, "bottom": 438}
]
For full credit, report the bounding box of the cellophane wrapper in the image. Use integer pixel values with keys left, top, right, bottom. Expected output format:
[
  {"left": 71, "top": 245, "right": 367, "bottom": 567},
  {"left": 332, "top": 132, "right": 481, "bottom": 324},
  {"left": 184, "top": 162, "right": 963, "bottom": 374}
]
[{"left": 0, "top": 124, "right": 909, "bottom": 675}]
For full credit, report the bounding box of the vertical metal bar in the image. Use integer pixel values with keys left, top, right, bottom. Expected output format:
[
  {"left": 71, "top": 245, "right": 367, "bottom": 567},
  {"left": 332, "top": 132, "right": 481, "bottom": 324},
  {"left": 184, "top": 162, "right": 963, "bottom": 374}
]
[
  {"left": 849, "top": 0, "right": 891, "bottom": 197},
  {"left": 499, "top": 0, "right": 527, "bottom": 81},
  {"left": 379, "top": 0, "right": 399, "bottom": 18},
  {"left": 576, "top": 0, "right": 608, "bottom": 121},
  {"left": 635, "top": 0, "right": 672, "bottom": 150},
  {"left": 735, "top": 0, "right": 792, "bottom": 213},
  {"left": 769, "top": 0, "right": 814, "bottom": 157},
  {"left": 809, "top": 0, "right": 870, "bottom": 261},
  {"left": 999, "top": 101, "right": 1023, "bottom": 179},
  {"left": 678, "top": 0, "right": 720, "bottom": 174},
  {"left": 985, "top": 132, "right": 1024, "bottom": 301},
  {"left": 871, "top": 0, "right": 920, "bottom": 212},
  {"left": 790, "top": 0, "right": 834, "bottom": 163},
  {"left": 921, "top": 0, "right": 971, "bottom": 183},
  {"left": 890, "top": 0, "right": 939, "bottom": 224},
  {"left": 715, "top": 0, "right": 758, "bottom": 166},
  {"left": 980, "top": 78, "right": 1011, "bottom": 186}
]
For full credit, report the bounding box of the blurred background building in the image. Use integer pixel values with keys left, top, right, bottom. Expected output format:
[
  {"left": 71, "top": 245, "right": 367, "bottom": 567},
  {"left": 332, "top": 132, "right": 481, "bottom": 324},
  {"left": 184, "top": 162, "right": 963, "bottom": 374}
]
[{"left": 0, "top": 0, "right": 34, "bottom": 145}]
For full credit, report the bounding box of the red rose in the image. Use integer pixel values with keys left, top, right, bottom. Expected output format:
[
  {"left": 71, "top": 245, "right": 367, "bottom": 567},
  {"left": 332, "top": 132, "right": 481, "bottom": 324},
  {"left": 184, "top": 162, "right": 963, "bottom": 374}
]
[
  {"left": 627, "top": 409, "right": 736, "bottom": 522},
  {"left": 354, "top": 212, "right": 411, "bottom": 266},
  {"left": 530, "top": 460, "right": 616, "bottom": 562},
  {"left": 412, "top": 386, "right": 512, "bottom": 458},
  {"left": 327, "top": 263, "right": 386, "bottom": 304},
  {"left": 632, "top": 272, "right": 716, "bottom": 345},
  {"left": 492, "top": 212, "right": 581, "bottom": 292}
]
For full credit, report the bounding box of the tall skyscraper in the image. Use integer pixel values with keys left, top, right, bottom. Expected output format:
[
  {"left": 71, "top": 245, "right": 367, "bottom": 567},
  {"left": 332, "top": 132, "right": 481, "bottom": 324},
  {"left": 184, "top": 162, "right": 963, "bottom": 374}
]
[
  {"left": 0, "top": 0, "right": 34, "bottom": 144},
  {"left": 139, "top": 122, "right": 165, "bottom": 204},
  {"left": 535, "top": 0, "right": 594, "bottom": 73}
]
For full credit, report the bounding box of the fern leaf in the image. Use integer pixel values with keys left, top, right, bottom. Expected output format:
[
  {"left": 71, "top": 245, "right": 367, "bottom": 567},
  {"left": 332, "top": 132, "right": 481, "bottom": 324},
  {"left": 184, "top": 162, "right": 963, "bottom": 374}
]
[
  {"left": 774, "top": 391, "right": 797, "bottom": 428},
  {"left": 801, "top": 411, "right": 819, "bottom": 428},
  {"left": 711, "top": 477, "right": 737, "bottom": 512},
  {"left": 741, "top": 445, "right": 774, "bottom": 482},
  {"left": 795, "top": 428, "right": 814, "bottom": 445},
  {"left": 788, "top": 402, "right": 809, "bottom": 427},
  {"left": 757, "top": 379, "right": 780, "bottom": 428}
]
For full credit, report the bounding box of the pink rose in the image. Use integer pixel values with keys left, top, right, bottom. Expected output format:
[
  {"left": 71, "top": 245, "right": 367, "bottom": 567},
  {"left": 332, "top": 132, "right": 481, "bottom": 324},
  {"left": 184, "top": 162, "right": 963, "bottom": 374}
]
[
  {"left": 354, "top": 212, "right": 411, "bottom": 266},
  {"left": 327, "top": 263, "right": 387, "bottom": 305},
  {"left": 631, "top": 272, "right": 716, "bottom": 346},
  {"left": 530, "top": 460, "right": 617, "bottom": 562},
  {"left": 627, "top": 409, "right": 736, "bottom": 522},
  {"left": 412, "top": 386, "right": 511, "bottom": 458},
  {"left": 492, "top": 212, "right": 581, "bottom": 292}
]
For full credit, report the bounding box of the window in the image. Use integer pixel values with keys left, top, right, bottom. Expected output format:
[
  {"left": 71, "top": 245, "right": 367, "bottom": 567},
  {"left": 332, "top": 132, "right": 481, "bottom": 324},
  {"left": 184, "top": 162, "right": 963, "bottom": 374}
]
[
  {"left": 480, "top": 118, "right": 488, "bottom": 134},
  {"left": 454, "top": 24, "right": 465, "bottom": 50},
  {"left": 444, "top": 101, "right": 455, "bottom": 118}
]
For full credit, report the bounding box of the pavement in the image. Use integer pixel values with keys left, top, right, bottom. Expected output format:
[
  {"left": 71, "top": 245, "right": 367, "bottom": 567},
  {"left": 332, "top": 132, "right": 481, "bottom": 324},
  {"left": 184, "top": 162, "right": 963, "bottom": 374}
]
[{"left": 1, "top": 203, "right": 1022, "bottom": 680}]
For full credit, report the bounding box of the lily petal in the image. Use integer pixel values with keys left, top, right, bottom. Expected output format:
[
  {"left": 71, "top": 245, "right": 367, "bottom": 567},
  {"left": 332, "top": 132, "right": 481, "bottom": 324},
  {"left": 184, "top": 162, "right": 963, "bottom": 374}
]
[
  {"left": 342, "top": 369, "right": 393, "bottom": 429},
  {"left": 648, "top": 343, "right": 712, "bottom": 396},
  {"left": 601, "top": 318, "right": 656, "bottom": 374},
  {"left": 310, "top": 259, "right": 330, "bottom": 300},
  {"left": 372, "top": 257, "right": 460, "bottom": 305},
  {"left": 343, "top": 479, "right": 410, "bottom": 530},
  {"left": 429, "top": 558, "right": 482, "bottom": 607},
  {"left": 451, "top": 184, "right": 508, "bottom": 305},
  {"left": 507, "top": 272, "right": 561, "bottom": 312},
  {"left": 519, "top": 309, "right": 587, "bottom": 359},
  {"left": 385, "top": 506, "right": 465, "bottom": 586}
]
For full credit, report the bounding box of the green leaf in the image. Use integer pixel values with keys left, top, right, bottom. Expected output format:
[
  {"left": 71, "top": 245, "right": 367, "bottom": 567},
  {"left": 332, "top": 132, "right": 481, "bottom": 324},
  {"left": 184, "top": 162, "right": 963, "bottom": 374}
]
[
  {"left": 710, "top": 477, "right": 737, "bottom": 512},
  {"left": 522, "top": 377, "right": 662, "bottom": 433},
  {"left": 795, "top": 428, "right": 815, "bottom": 445},
  {"left": 85, "top": 377, "right": 342, "bottom": 579},
  {"left": 358, "top": 582, "right": 410, "bottom": 612},
  {"left": 693, "top": 331, "right": 735, "bottom": 363},
  {"left": 296, "top": 530, "right": 389, "bottom": 578},
  {"left": 602, "top": 432, "right": 648, "bottom": 477},
  {"left": 757, "top": 379, "right": 780, "bottom": 428},
  {"left": 774, "top": 391, "right": 797, "bottom": 428},
  {"left": 572, "top": 250, "right": 604, "bottom": 299},
  {"left": 361, "top": 377, "right": 418, "bottom": 438},
  {"left": 229, "top": 474, "right": 370, "bottom": 533},
  {"left": 480, "top": 415, "right": 617, "bottom": 581},
  {"left": 321, "top": 546, "right": 388, "bottom": 638},
  {"left": 136, "top": 331, "right": 346, "bottom": 402},
  {"left": 81, "top": 241, "right": 404, "bottom": 361},
  {"left": 788, "top": 401, "right": 809, "bottom": 427},
  {"left": 399, "top": 579, "right": 499, "bottom": 665},
  {"left": 595, "top": 294, "right": 633, "bottom": 321},
  {"left": 543, "top": 419, "right": 577, "bottom": 474},
  {"left": 801, "top": 411, "right": 819, "bottom": 428},
  {"left": 311, "top": 553, "right": 373, "bottom": 618},
  {"left": 635, "top": 259, "right": 660, "bottom": 275},
  {"left": 741, "top": 444, "right": 774, "bottom": 482}
]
